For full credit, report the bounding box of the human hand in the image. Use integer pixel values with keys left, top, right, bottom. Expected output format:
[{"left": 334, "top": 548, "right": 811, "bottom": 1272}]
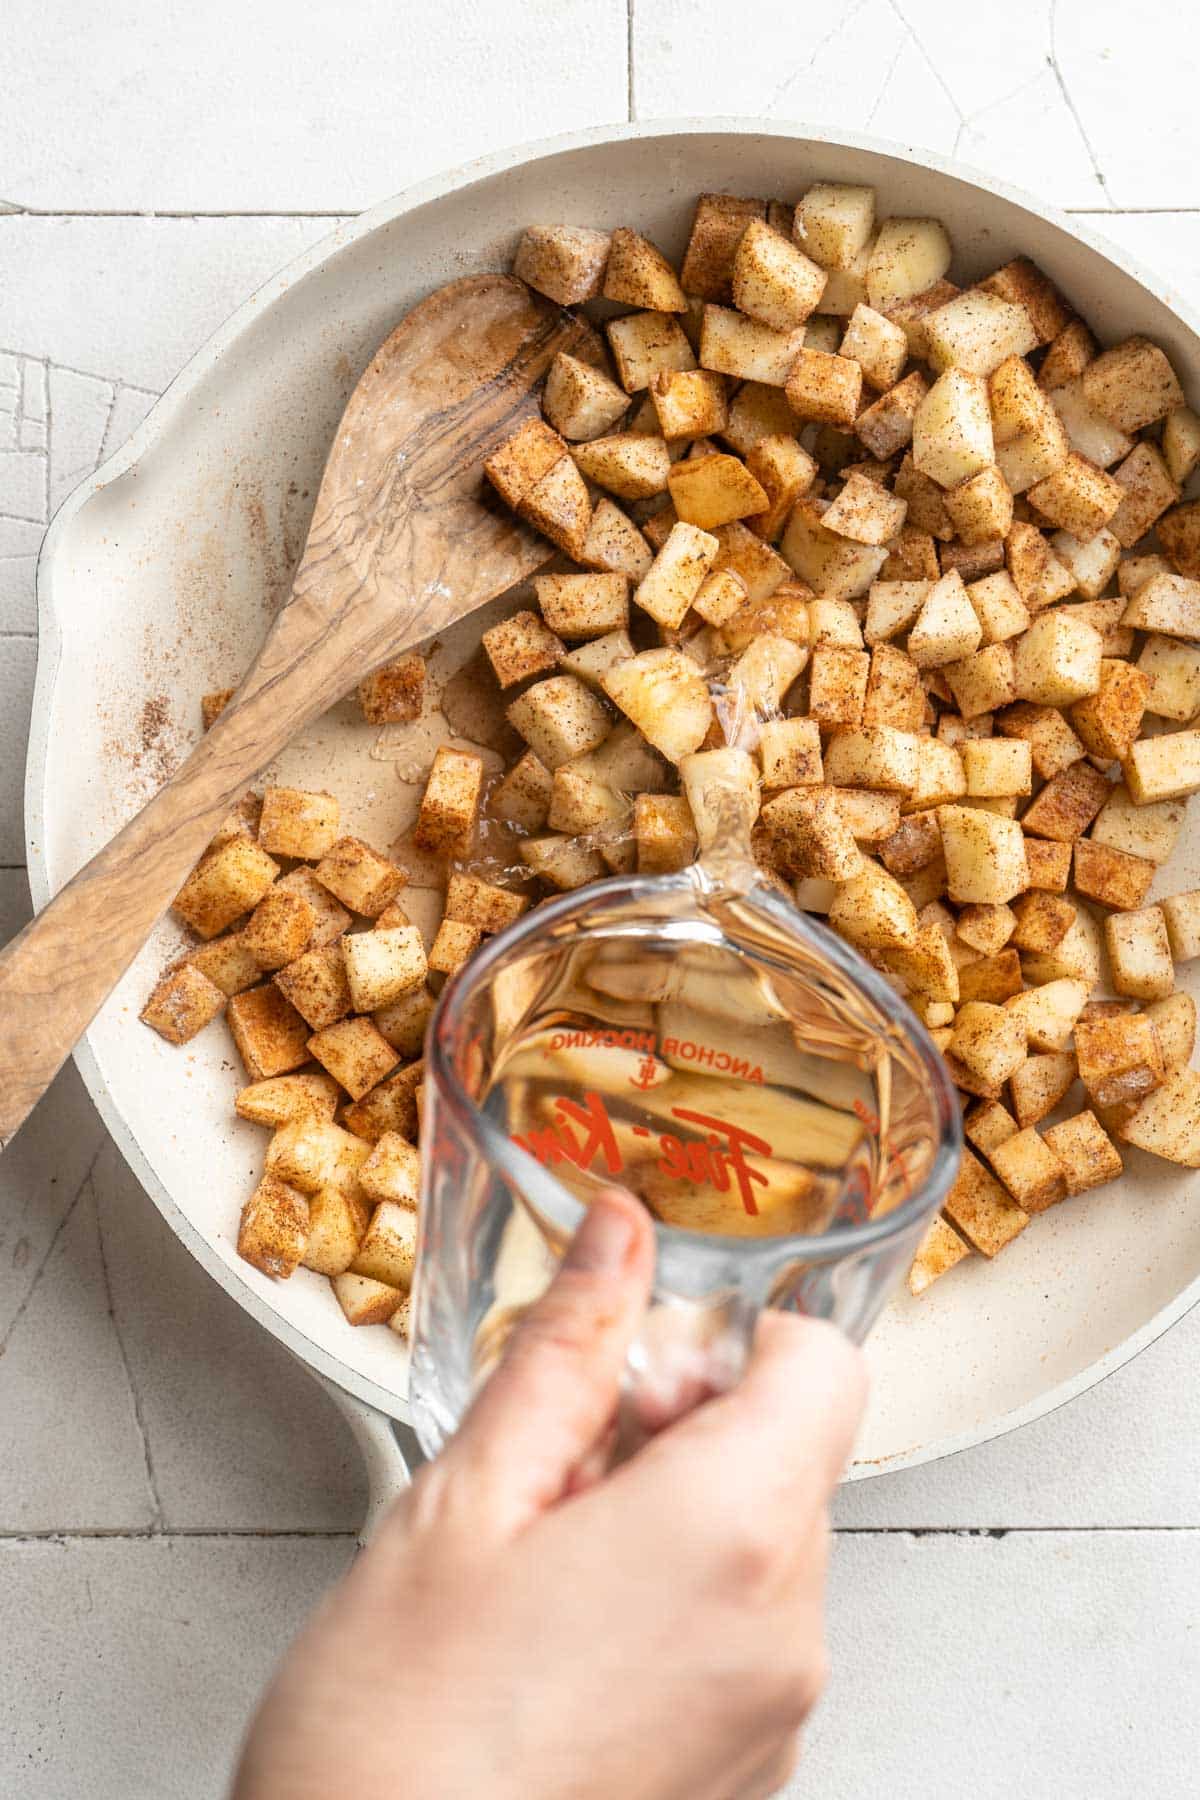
[{"left": 233, "top": 1187, "right": 866, "bottom": 1800}]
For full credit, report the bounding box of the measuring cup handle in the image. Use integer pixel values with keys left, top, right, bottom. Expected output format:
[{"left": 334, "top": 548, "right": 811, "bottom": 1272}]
[{"left": 615, "top": 1287, "right": 760, "bottom": 1454}]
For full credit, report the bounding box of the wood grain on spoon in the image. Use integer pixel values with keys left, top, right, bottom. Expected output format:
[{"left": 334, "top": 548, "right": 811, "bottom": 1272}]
[{"left": 0, "top": 273, "right": 595, "bottom": 1148}]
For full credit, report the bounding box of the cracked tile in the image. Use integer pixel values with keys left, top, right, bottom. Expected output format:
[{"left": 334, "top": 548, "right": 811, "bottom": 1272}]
[
  {"left": 0, "top": 640, "right": 36, "bottom": 858},
  {"left": 634, "top": 0, "right": 1140, "bottom": 209},
  {"left": 1, "top": 0, "right": 627, "bottom": 210},
  {"left": 91, "top": 1143, "right": 366, "bottom": 1532},
  {"left": 0, "top": 874, "right": 112, "bottom": 1346},
  {"left": 0, "top": 216, "right": 341, "bottom": 627},
  {"left": 0, "top": 1536, "right": 354, "bottom": 1798},
  {"left": 1053, "top": 0, "right": 1194, "bottom": 209},
  {"left": 46, "top": 365, "right": 114, "bottom": 516},
  {"left": 0, "top": 1181, "right": 157, "bottom": 1531}
]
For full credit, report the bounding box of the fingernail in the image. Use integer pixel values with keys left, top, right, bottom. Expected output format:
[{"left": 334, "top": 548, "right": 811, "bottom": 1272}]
[{"left": 565, "top": 1197, "right": 636, "bottom": 1275}]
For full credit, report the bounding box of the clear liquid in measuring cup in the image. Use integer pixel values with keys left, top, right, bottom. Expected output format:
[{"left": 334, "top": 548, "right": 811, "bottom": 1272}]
[{"left": 479, "top": 870, "right": 933, "bottom": 1247}]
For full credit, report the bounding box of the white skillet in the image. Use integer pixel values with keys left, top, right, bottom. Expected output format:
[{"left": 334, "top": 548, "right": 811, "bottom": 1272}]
[{"left": 26, "top": 119, "right": 1200, "bottom": 1517}]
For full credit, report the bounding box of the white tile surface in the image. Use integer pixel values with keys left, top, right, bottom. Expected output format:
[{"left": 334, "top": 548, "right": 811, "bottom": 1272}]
[
  {"left": 1, "top": 0, "right": 628, "bottom": 212},
  {"left": 0, "top": 215, "right": 339, "bottom": 629},
  {"left": 5, "top": 4, "right": 1200, "bottom": 1795},
  {"left": 792, "top": 1531, "right": 1200, "bottom": 1798},
  {"left": 0, "top": 1537, "right": 355, "bottom": 1799},
  {"left": 0, "top": 637, "right": 36, "bottom": 856},
  {"left": 91, "top": 1142, "right": 367, "bottom": 1531},
  {"left": 0, "top": 876, "right": 366, "bottom": 1536},
  {"left": 632, "top": 0, "right": 1186, "bottom": 212},
  {"left": 0, "top": 1531, "right": 1192, "bottom": 1800}
]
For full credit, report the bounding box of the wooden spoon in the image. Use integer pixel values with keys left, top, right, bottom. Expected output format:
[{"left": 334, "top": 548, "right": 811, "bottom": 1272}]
[{"left": 0, "top": 273, "right": 594, "bottom": 1147}]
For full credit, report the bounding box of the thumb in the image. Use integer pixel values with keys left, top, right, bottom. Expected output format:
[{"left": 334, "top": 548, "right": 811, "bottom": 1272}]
[{"left": 442, "top": 1186, "right": 654, "bottom": 1536}]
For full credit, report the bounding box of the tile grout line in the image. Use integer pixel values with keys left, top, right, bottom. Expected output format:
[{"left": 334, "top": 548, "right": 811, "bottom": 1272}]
[
  {"left": 0, "top": 1528, "right": 360, "bottom": 1543},
  {"left": 626, "top": 0, "right": 636, "bottom": 122},
  {"left": 0, "top": 1525, "right": 1198, "bottom": 1543},
  {"left": 1047, "top": 0, "right": 1113, "bottom": 205},
  {"left": 92, "top": 1159, "right": 166, "bottom": 1531},
  {"left": 2, "top": 206, "right": 1200, "bottom": 220}
]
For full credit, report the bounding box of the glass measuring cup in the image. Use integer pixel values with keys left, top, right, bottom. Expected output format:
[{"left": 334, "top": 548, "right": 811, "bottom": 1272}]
[{"left": 407, "top": 855, "right": 961, "bottom": 1458}]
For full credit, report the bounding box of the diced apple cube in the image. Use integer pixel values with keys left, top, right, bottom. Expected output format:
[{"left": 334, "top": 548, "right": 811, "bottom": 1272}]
[
  {"left": 1124, "top": 730, "right": 1200, "bottom": 805},
  {"left": 1144, "top": 992, "right": 1197, "bottom": 1070},
  {"left": 602, "top": 227, "right": 686, "bottom": 311},
  {"left": 866, "top": 217, "right": 952, "bottom": 312},
  {"left": 1069, "top": 659, "right": 1149, "bottom": 761},
  {"left": 795, "top": 183, "right": 876, "bottom": 270},
  {"left": 542, "top": 351, "right": 630, "bottom": 442},
  {"left": 907, "top": 1214, "right": 972, "bottom": 1296},
  {"left": 913, "top": 368, "right": 994, "bottom": 489},
  {"left": 680, "top": 194, "right": 767, "bottom": 303},
  {"left": 731, "top": 218, "right": 826, "bottom": 329},
  {"left": 1072, "top": 839, "right": 1155, "bottom": 912},
  {"left": 412, "top": 746, "right": 485, "bottom": 856},
  {"left": 238, "top": 1175, "right": 308, "bottom": 1279},
  {"left": 607, "top": 310, "right": 696, "bottom": 394},
  {"left": 1164, "top": 406, "right": 1200, "bottom": 486},
  {"left": 308, "top": 1017, "right": 400, "bottom": 1100},
  {"left": 314, "top": 837, "right": 406, "bottom": 919},
  {"left": 667, "top": 455, "right": 768, "bottom": 531},
  {"left": 1105, "top": 906, "right": 1174, "bottom": 1000},
  {"left": 924, "top": 289, "right": 1037, "bottom": 376},
  {"left": 1158, "top": 501, "right": 1200, "bottom": 580},
  {"left": 574, "top": 432, "right": 672, "bottom": 501},
  {"left": 1108, "top": 443, "right": 1181, "bottom": 548},
  {"left": 827, "top": 862, "right": 919, "bottom": 951},
  {"left": 988, "top": 1128, "right": 1067, "bottom": 1213},
  {"left": 908, "top": 569, "right": 983, "bottom": 669},
  {"left": 507, "top": 676, "right": 612, "bottom": 772},
  {"left": 962, "top": 737, "right": 1031, "bottom": 797},
  {"left": 821, "top": 472, "right": 907, "bottom": 546},
  {"left": 943, "top": 1148, "right": 1029, "bottom": 1255},
  {"left": 651, "top": 367, "right": 729, "bottom": 442},
  {"left": 980, "top": 256, "right": 1072, "bottom": 344},
  {"left": 227, "top": 985, "right": 312, "bottom": 1082},
  {"left": 866, "top": 579, "right": 931, "bottom": 644},
  {"left": 780, "top": 500, "right": 888, "bottom": 601},
  {"left": 938, "top": 805, "right": 1028, "bottom": 904},
  {"left": 743, "top": 436, "right": 818, "bottom": 540},
  {"left": 700, "top": 305, "right": 806, "bottom": 386},
  {"left": 784, "top": 350, "right": 863, "bottom": 428},
  {"left": 1081, "top": 335, "right": 1184, "bottom": 432},
  {"left": 172, "top": 836, "right": 280, "bottom": 940},
  {"left": 1010, "top": 1051, "right": 1078, "bottom": 1129},
  {"left": 838, "top": 303, "right": 907, "bottom": 390},
  {"left": 855, "top": 371, "right": 929, "bottom": 460},
  {"left": 1039, "top": 319, "right": 1096, "bottom": 390},
  {"left": 1161, "top": 890, "right": 1200, "bottom": 962},
  {"left": 631, "top": 794, "right": 696, "bottom": 874},
  {"left": 1041, "top": 1112, "right": 1123, "bottom": 1196},
  {"left": 1075, "top": 1013, "right": 1165, "bottom": 1109},
  {"left": 481, "top": 610, "right": 564, "bottom": 688},
  {"left": 140, "top": 962, "right": 225, "bottom": 1045},
  {"left": 240, "top": 887, "right": 316, "bottom": 973},
  {"left": 513, "top": 225, "right": 610, "bottom": 304}
]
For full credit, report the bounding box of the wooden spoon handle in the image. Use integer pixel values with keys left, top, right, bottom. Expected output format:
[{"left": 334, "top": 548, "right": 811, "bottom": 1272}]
[{"left": 0, "top": 590, "right": 369, "bottom": 1149}]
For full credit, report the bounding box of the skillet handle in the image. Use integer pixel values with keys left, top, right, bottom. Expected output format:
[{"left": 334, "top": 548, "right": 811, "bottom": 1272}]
[
  {"left": 0, "top": 601, "right": 358, "bottom": 1150},
  {"left": 318, "top": 1378, "right": 423, "bottom": 1545}
]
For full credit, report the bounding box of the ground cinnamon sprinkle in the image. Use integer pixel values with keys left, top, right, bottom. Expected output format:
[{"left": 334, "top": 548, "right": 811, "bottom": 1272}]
[{"left": 136, "top": 694, "right": 176, "bottom": 784}]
